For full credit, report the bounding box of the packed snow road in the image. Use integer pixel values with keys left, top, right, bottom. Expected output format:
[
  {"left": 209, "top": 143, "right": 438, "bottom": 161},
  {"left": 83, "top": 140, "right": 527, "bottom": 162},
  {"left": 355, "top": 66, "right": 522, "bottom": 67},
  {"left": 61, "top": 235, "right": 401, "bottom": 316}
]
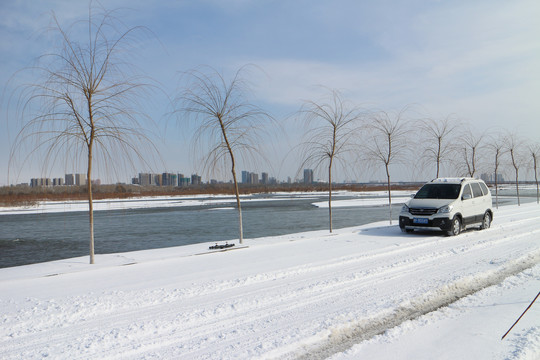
[{"left": 1, "top": 203, "right": 539, "bottom": 359}]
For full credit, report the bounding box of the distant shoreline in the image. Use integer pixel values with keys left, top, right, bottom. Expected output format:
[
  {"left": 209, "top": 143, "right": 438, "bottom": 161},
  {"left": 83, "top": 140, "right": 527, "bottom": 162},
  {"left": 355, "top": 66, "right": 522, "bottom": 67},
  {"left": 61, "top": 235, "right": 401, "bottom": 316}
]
[{"left": 0, "top": 183, "right": 422, "bottom": 207}]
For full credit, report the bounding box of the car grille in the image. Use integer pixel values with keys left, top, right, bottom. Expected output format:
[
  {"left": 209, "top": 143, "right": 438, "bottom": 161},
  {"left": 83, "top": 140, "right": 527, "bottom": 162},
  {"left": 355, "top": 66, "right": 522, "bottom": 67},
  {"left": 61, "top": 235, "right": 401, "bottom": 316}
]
[{"left": 409, "top": 208, "right": 438, "bottom": 216}]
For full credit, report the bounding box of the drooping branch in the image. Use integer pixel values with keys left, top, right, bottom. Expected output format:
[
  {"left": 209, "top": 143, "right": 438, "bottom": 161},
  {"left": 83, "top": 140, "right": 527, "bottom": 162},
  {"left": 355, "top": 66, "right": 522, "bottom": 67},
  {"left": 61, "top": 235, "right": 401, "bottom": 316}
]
[
  {"left": 178, "top": 66, "right": 274, "bottom": 244},
  {"left": 297, "top": 89, "right": 365, "bottom": 232},
  {"left": 9, "top": 5, "right": 160, "bottom": 264}
]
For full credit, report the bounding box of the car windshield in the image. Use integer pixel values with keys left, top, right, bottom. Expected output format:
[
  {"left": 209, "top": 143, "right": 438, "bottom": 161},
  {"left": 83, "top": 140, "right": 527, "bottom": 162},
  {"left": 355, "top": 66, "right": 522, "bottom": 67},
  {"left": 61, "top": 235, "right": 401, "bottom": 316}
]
[{"left": 414, "top": 183, "right": 461, "bottom": 199}]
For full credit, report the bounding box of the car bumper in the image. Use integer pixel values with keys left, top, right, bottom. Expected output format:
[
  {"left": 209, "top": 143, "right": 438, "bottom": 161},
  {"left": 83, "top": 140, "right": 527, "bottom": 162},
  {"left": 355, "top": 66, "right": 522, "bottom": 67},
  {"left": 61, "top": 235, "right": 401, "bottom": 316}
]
[{"left": 399, "top": 216, "right": 453, "bottom": 232}]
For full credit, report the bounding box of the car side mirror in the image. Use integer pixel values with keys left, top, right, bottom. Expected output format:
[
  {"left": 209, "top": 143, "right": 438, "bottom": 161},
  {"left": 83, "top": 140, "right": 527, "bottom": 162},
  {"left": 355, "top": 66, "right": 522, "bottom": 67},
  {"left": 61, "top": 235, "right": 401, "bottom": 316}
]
[
  {"left": 462, "top": 193, "right": 472, "bottom": 200},
  {"left": 410, "top": 193, "right": 415, "bottom": 198}
]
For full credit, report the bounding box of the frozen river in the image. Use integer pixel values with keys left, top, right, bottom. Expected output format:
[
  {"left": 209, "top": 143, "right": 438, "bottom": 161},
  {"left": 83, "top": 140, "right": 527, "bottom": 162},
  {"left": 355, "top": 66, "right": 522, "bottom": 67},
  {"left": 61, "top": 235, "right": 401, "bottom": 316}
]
[{"left": 0, "top": 189, "right": 531, "bottom": 268}]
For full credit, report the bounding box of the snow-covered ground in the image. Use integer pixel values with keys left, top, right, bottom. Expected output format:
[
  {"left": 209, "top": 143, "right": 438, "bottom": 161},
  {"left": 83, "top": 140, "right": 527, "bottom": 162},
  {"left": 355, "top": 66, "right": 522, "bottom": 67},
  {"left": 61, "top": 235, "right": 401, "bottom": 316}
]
[{"left": 1, "top": 202, "right": 539, "bottom": 359}]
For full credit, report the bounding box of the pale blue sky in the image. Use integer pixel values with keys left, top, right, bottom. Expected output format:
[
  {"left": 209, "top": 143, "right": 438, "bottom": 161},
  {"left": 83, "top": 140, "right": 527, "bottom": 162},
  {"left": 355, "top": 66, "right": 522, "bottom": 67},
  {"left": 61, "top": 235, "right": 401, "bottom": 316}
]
[{"left": 1, "top": 0, "right": 539, "bottom": 185}]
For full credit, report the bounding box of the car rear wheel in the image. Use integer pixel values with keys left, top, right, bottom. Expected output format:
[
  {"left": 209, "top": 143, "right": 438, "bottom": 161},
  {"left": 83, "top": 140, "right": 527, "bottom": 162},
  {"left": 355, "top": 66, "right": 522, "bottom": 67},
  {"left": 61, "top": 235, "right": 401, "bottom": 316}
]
[
  {"left": 481, "top": 212, "right": 491, "bottom": 230},
  {"left": 447, "top": 216, "right": 461, "bottom": 236}
]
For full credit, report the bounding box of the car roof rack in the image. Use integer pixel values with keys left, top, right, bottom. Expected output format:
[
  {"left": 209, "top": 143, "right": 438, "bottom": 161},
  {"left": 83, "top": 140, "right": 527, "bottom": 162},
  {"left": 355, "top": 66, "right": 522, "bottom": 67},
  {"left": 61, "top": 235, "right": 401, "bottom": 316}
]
[{"left": 430, "top": 177, "right": 476, "bottom": 184}]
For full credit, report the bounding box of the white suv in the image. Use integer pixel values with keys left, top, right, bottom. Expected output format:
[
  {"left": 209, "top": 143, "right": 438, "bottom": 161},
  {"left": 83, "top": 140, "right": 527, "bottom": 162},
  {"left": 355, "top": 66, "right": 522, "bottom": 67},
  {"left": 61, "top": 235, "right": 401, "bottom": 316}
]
[{"left": 399, "top": 178, "right": 493, "bottom": 236}]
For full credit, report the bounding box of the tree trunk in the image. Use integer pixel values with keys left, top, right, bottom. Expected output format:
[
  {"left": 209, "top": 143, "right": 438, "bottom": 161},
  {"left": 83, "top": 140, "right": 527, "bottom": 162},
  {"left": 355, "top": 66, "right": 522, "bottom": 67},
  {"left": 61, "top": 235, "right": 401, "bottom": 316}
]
[
  {"left": 436, "top": 137, "right": 441, "bottom": 178},
  {"left": 494, "top": 155, "right": 499, "bottom": 209},
  {"left": 534, "top": 154, "right": 539, "bottom": 204},
  {"left": 386, "top": 163, "right": 392, "bottom": 225},
  {"left": 515, "top": 167, "right": 520, "bottom": 206},
  {"left": 88, "top": 145, "right": 95, "bottom": 264},
  {"left": 328, "top": 161, "right": 333, "bottom": 233},
  {"left": 510, "top": 149, "right": 521, "bottom": 206},
  {"left": 471, "top": 147, "right": 476, "bottom": 177},
  {"left": 231, "top": 166, "right": 243, "bottom": 244},
  {"left": 219, "top": 116, "right": 243, "bottom": 244},
  {"left": 386, "top": 132, "right": 393, "bottom": 225}
]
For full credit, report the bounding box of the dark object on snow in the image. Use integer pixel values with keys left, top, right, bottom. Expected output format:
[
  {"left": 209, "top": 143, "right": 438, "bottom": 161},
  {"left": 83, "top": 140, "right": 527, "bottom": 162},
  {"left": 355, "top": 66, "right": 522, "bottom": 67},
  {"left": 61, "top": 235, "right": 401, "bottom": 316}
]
[
  {"left": 501, "top": 291, "right": 540, "bottom": 340},
  {"left": 209, "top": 242, "right": 235, "bottom": 250}
]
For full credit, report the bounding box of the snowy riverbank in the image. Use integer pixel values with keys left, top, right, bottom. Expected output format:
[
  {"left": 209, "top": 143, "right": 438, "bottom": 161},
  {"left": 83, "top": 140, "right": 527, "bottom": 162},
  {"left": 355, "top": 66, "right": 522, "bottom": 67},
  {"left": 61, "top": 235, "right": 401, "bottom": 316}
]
[
  {"left": 0, "top": 190, "right": 414, "bottom": 215},
  {"left": 1, "top": 202, "right": 539, "bottom": 359}
]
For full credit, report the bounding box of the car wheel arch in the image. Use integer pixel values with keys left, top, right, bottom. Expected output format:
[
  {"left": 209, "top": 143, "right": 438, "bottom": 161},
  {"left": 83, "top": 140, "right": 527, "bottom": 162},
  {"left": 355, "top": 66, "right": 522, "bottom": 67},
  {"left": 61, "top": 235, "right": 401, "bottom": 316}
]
[
  {"left": 482, "top": 210, "right": 493, "bottom": 229},
  {"left": 447, "top": 214, "right": 462, "bottom": 236}
]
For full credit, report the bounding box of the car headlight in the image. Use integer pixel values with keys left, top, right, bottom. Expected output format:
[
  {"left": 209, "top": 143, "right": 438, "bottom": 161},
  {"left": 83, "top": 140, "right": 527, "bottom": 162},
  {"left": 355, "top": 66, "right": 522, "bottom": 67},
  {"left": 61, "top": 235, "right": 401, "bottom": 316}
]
[
  {"left": 438, "top": 205, "right": 453, "bottom": 214},
  {"left": 401, "top": 204, "right": 410, "bottom": 213}
]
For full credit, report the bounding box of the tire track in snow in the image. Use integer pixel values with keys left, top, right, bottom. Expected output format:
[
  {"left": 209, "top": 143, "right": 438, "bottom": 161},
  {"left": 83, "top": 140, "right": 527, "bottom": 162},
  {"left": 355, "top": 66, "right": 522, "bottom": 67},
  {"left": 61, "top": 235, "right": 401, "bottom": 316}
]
[
  {"left": 293, "top": 249, "right": 540, "bottom": 360},
  {"left": 91, "top": 220, "right": 540, "bottom": 359}
]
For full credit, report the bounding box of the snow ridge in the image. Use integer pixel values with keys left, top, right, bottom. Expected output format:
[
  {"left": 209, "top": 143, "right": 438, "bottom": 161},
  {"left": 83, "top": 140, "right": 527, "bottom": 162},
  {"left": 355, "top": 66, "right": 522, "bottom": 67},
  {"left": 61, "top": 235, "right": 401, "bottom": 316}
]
[{"left": 294, "top": 250, "right": 540, "bottom": 359}]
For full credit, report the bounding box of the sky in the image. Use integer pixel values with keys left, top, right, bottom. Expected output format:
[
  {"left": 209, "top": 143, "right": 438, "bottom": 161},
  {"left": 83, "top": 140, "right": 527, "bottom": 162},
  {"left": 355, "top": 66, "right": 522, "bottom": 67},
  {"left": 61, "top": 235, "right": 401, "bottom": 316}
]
[{"left": 1, "top": 0, "right": 539, "bottom": 185}]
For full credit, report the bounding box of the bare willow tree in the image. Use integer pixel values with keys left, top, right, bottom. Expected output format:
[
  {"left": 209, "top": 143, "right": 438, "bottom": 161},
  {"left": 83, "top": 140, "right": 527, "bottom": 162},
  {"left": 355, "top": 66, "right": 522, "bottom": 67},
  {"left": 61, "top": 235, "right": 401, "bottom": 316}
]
[
  {"left": 487, "top": 132, "right": 507, "bottom": 208},
  {"left": 529, "top": 143, "right": 540, "bottom": 204},
  {"left": 420, "top": 115, "right": 459, "bottom": 178},
  {"left": 505, "top": 134, "right": 526, "bottom": 206},
  {"left": 178, "top": 66, "right": 272, "bottom": 244},
  {"left": 9, "top": 7, "right": 159, "bottom": 264},
  {"left": 457, "top": 129, "right": 485, "bottom": 178},
  {"left": 297, "top": 89, "right": 364, "bottom": 233},
  {"left": 364, "top": 108, "right": 411, "bottom": 224}
]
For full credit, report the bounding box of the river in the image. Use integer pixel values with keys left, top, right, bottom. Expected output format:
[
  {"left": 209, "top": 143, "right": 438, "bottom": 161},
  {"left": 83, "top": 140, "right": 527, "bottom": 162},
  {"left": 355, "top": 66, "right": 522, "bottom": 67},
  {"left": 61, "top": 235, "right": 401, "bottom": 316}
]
[{"left": 0, "top": 189, "right": 533, "bottom": 268}]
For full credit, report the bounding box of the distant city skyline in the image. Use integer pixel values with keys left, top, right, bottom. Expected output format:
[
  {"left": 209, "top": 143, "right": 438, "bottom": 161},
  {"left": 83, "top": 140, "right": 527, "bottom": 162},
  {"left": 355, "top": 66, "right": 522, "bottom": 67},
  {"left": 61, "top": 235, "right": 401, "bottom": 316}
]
[{"left": 19, "top": 170, "right": 530, "bottom": 189}]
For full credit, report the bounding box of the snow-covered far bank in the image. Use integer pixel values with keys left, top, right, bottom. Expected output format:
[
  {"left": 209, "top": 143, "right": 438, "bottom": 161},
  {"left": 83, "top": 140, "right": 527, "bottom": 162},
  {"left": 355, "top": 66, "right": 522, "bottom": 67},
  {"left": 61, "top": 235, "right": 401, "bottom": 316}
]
[
  {"left": 0, "top": 190, "right": 413, "bottom": 215},
  {"left": 312, "top": 196, "right": 410, "bottom": 208},
  {"left": 1, "top": 203, "right": 540, "bottom": 359},
  {"left": 0, "top": 193, "right": 276, "bottom": 215}
]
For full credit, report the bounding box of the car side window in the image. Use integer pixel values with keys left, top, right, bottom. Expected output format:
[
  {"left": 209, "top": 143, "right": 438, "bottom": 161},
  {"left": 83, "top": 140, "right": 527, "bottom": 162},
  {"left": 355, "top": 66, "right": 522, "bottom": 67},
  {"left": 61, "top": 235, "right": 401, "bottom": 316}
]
[
  {"left": 471, "top": 182, "right": 483, "bottom": 197},
  {"left": 479, "top": 182, "right": 489, "bottom": 195},
  {"left": 462, "top": 184, "right": 472, "bottom": 199}
]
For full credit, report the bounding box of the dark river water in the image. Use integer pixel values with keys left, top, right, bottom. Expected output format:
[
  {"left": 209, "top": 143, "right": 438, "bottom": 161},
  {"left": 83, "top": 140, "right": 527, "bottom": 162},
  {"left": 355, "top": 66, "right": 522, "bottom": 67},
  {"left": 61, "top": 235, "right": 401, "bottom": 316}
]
[{"left": 0, "top": 190, "right": 531, "bottom": 268}]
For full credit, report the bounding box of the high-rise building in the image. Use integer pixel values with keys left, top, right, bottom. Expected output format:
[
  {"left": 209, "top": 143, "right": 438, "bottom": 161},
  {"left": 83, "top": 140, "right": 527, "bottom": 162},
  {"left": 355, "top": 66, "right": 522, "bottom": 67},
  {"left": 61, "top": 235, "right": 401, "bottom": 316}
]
[
  {"left": 65, "top": 174, "right": 74, "bottom": 185},
  {"left": 75, "top": 173, "right": 86, "bottom": 186},
  {"left": 162, "top": 173, "right": 178, "bottom": 187},
  {"left": 481, "top": 172, "right": 505, "bottom": 183},
  {"left": 304, "top": 169, "right": 313, "bottom": 184},
  {"left": 179, "top": 176, "right": 190, "bottom": 187},
  {"left": 242, "top": 171, "right": 249, "bottom": 184},
  {"left": 30, "top": 178, "right": 52, "bottom": 187},
  {"left": 138, "top": 173, "right": 152, "bottom": 186},
  {"left": 191, "top": 174, "right": 201, "bottom": 185},
  {"left": 242, "top": 170, "right": 261, "bottom": 184},
  {"left": 162, "top": 173, "right": 170, "bottom": 186},
  {"left": 261, "top": 172, "right": 269, "bottom": 184}
]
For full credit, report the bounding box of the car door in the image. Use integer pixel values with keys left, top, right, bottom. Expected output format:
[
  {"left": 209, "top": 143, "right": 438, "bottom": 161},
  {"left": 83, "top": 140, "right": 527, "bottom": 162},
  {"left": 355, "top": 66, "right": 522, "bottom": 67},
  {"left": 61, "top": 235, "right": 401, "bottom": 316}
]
[
  {"left": 470, "top": 182, "right": 485, "bottom": 222},
  {"left": 460, "top": 183, "right": 476, "bottom": 225}
]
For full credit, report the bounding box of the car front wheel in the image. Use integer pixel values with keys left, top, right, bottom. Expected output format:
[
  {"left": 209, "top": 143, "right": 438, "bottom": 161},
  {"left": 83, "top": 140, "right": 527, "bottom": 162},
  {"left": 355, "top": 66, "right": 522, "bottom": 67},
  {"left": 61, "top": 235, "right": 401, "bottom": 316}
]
[
  {"left": 481, "top": 212, "right": 491, "bottom": 230},
  {"left": 447, "top": 216, "right": 461, "bottom": 236}
]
